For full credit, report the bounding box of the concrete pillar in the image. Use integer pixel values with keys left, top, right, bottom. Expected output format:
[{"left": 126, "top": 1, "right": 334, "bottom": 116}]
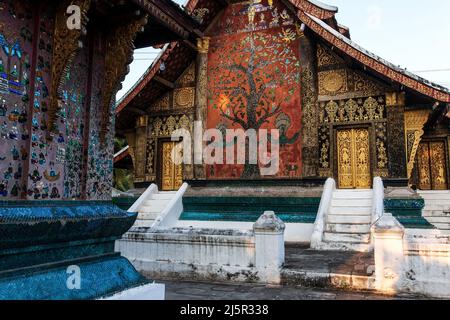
[
  {"left": 372, "top": 213, "right": 405, "bottom": 294},
  {"left": 134, "top": 115, "right": 148, "bottom": 183},
  {"left": 253, "top": 211, "right": 285, "bottom": 284},
  {"left": 385, "top": 92, "right": 407, "bottom": 184},
  {"left": 194, "top": 37, "right": 210, "bottom": 179}
]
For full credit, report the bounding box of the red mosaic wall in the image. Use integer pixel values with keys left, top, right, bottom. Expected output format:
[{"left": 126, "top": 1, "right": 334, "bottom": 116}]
[{"left": 206, "top": 0, "right": 303, "bottom": 179}]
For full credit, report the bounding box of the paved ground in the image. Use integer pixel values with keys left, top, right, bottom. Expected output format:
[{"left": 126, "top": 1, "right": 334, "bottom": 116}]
[
  {"left": 162, "top": 280, "right": 423, "bottom": 300},
  {"left": 283, "top": 245, "right": 375, "bottom": 276}
]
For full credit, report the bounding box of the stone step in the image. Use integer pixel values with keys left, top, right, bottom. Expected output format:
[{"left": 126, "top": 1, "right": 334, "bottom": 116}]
[
  {"left": 134, "top": 219, "right": 155, "bottom": 227},
  {"left": 138, "top": 205, "right": 163, "bottom": 214},
  {"left": 323, "top": 232, "right": 371, "bottom": 244},
  {"left": 327, "top": 214, "right": 372, "bottom": 224},
  {"left": 314, "top": 241, "right": 373, "bottom": 253},
  {"left": 428, "top": 222, "right": 450, "bottom": 230},
  {"left": 423, "top": 199, "right": 450, "bottom": 205},
  {"left": 138, "top": 212, "right": 160, "bottom": 220},
  {"left": 331, "top": 199, "right": 372, "bottom": 207},
  {"left": 332, "top": 190, "right": 373, "bottom": 199},
  {"left": 419, "top": 190, "right": 450, "bottom": 195},
  {"left": 326, "top": 223, "right": 371, "bottom": 234},
  {"left": 329, "top": 206, "right": 371, "bottom": 215},
  {"left": 423, "top": 205, "right": 450, "bottom": 212},
  {"left": 150, "top": 193, "right": 175, "bottom": 200},
  {"left": 423, "top": 211, "right": 450, "bottom": 217},
  {"left": 143, "top": 199, "right": 170, "bottom": 207}
]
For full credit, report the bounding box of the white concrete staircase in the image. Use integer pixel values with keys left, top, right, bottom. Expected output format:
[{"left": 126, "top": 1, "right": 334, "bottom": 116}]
[
  {"left": 134, "top": 191, "right": 177, "bottom": 227},
  {"left": 419, "top": 191, "right": 450, "bottom": 230},
  {"left": 320, "top": 189, "right": 373, "bottom": 252}
]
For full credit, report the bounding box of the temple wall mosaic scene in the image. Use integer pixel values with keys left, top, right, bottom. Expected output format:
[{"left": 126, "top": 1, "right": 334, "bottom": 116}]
[{"left": 1, "top": 0, "right": 450, "bottom": 302}]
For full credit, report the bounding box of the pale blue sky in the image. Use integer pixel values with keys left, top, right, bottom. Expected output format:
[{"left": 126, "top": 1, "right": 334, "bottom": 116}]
[{"left": 117, "top": 0, "right": 450, "bottom": 100}]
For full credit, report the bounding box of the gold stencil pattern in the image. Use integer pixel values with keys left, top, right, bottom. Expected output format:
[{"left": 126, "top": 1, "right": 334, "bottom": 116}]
[
  {"left": 337, "top": 128, "right": 371, "bottom": 189},
  {"left": 418, "top": 142, "right": 447, "bottom": 190},
  {"left": 174, "top": 87, "right": 195, "bottom": 108},
  {"left": 162, "top": 141, "right": 183, "bottom": 191}
]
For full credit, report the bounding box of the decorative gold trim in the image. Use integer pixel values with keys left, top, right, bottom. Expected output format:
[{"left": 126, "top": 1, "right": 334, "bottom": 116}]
[
  {"left": 196, "top": 37, "right": 210, "bottom": 54},
  {"left": 404, "top": 110, "right": 430, "bottom": 179},
  {"left": 385, "top": 92, "right": 405, "bottom": 107},
  {"left": 100, "top": 15, "right": 148, "bottom": 143},
  {"left": 48, "top": 0, "right": 91, "bottom": 135}
]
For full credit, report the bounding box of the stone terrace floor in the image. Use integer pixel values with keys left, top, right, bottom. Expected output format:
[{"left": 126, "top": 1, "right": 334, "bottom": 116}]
[
  {"left": 162, "top": 280, "right": 425, "bottom": 300},
  {"left": 157, "top": 245, "right": 430, "bottom": 300}
]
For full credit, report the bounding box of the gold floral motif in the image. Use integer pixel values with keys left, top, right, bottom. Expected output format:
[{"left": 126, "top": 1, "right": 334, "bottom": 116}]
[
  {"left": 101, "top": 14, "right": 148, "bottom": 142},
  {"left": 418, "top": 143, "right": 432, "bottom": 190},
  {"left": 317, "top": 44, "right": 343, "bottom": 67},
  {"left": 363, "top": 97, "right": 379, "bottom": 120},
  {"left": 166, "top": 116, "right": 176, "bottom": 134},
  {"left": 152, "top": 94, "right": 170, "bottom": 111},
  {"left": 344, "top": 99, "right": 357, "bottom": 122},
  {"left": 321, "top": 96, "right": 385, "bottom": 123},
  {"left": 146, "top": 115, "right": 193, "bottom": 178},
  {"left": 174, "top": 87, "right": 195, "bottom": 108},
  {"left": 178, "top": 63, "right": 196, "bottom": 86},
  {"left": 404, "top": 110, "right": 430, "bottom": 179},
  {"left": 376, "top": 140, "right": 387, "bottom": 169},
  {"left": 418, "top": 141, "right": 448, "bottom": 190},
  {"left": 161, "top": 141, "right": 183, "bottom": 191},
  {"left": 319, "top": 70, "right": 347, "bottom": 95},
  {"left": 197, "top": 37, "right": 210, "bottom": 54},
  {"left": 430, "top": 142, "right": 448, "bottom": 190},
  {"left": 386, "top": 92, "right": 406, "bottom": 107},
  {"left": 337, "top": 128, "right": 371, "bottom": 189},
  {"left": 325, "top": 101, "right": 338, "bottom": 123}
]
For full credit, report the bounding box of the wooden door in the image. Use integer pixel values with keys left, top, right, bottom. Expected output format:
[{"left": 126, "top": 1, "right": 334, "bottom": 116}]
[
  {"left": 337, "top": 128, "right": 371, "bottom": 189},
  {"left": 418, "top": 141, "right": 447, "bottom": 190},
  {"left": 161, "top": 141, "right": 183, "bottom": 191}
]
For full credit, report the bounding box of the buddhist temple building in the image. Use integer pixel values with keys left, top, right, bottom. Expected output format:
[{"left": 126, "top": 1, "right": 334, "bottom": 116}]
[
  {"left": 0, "top": 0, "right": 199, "bottom": 299},
  {"left": 116, "top": 0, "right": 450, "bottom": 192}
]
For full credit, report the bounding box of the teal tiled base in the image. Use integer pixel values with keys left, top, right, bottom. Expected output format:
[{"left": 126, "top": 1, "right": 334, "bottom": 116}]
[
  {"left": 384, "top": 198, "right": 434, "bottom": 229},
  {"left": 0, "top": 201, "right": 145, "bottom": 300},
  {"left": 180, "top": 196, "right": 320, "bottom": 223},
  {"left": 0, "top": 255, "right": 145, "bottom": 300}
]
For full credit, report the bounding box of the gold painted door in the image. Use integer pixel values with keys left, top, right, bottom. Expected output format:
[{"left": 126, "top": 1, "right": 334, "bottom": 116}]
[
  {"left": 161, "top": 141, "right": 183, "bottom": 191},
  {"left": 417, "top": 141, "right": 447, "bottom": 190},
  {"left": 337, "top": 128, "right": 371, "bottom": 189}
]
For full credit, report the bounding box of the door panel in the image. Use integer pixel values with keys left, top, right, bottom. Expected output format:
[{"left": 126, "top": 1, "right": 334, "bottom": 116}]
[
  {"left": 161, "top": 141, "right": 183, "bottom": 191},
  {"left": 337, "top": 128, "right": 371, "bottom": 189},
  {"left": 418, "top": 141, "right": 447, "bottom": 190},
  {"left": 430, "top": 142, "right": 447, "bottom": 190},
  {"left": 354, "top": 129, "right": 371, "bottom": 189}
]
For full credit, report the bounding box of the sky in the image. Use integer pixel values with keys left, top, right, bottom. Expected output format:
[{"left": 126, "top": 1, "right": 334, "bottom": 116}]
[{"left": 116, "top": 0, "right": 450, "bottom": 100}]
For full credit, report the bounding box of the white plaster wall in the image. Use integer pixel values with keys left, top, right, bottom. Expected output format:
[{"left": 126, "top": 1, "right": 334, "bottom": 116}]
[
  {"left": 401, "top": 234, "right": 450, "bottom": 298},
  {"left": 116, "top": 228, "right": 259, "bottom": 282},
  {"left": 175, "top": 221, "right": 314, "bottom": 243},
  {"left": 373, "top": 219, "right": 450, "bottom": 298}
]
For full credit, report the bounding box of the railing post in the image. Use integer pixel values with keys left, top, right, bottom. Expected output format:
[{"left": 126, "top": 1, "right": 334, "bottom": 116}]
[
  {"left": 253, "top": 211, "right": 285, "bottom": 285},
  {"left": 372, "top": 213, "right": 405, "bottom": 294},
  {"left": 311, "top": 178, "right": 335, "bottom": 249}
]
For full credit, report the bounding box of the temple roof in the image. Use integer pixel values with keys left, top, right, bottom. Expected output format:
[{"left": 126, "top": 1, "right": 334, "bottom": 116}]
[
  {"left": 131, "top": 0, "right": 202, "bottom": 48},
  {"left": 116, "top": 0, "right": 450, "bottom": 130},
  {"left": 299, "top": 11, "right": 450, "bottom": 102}
]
